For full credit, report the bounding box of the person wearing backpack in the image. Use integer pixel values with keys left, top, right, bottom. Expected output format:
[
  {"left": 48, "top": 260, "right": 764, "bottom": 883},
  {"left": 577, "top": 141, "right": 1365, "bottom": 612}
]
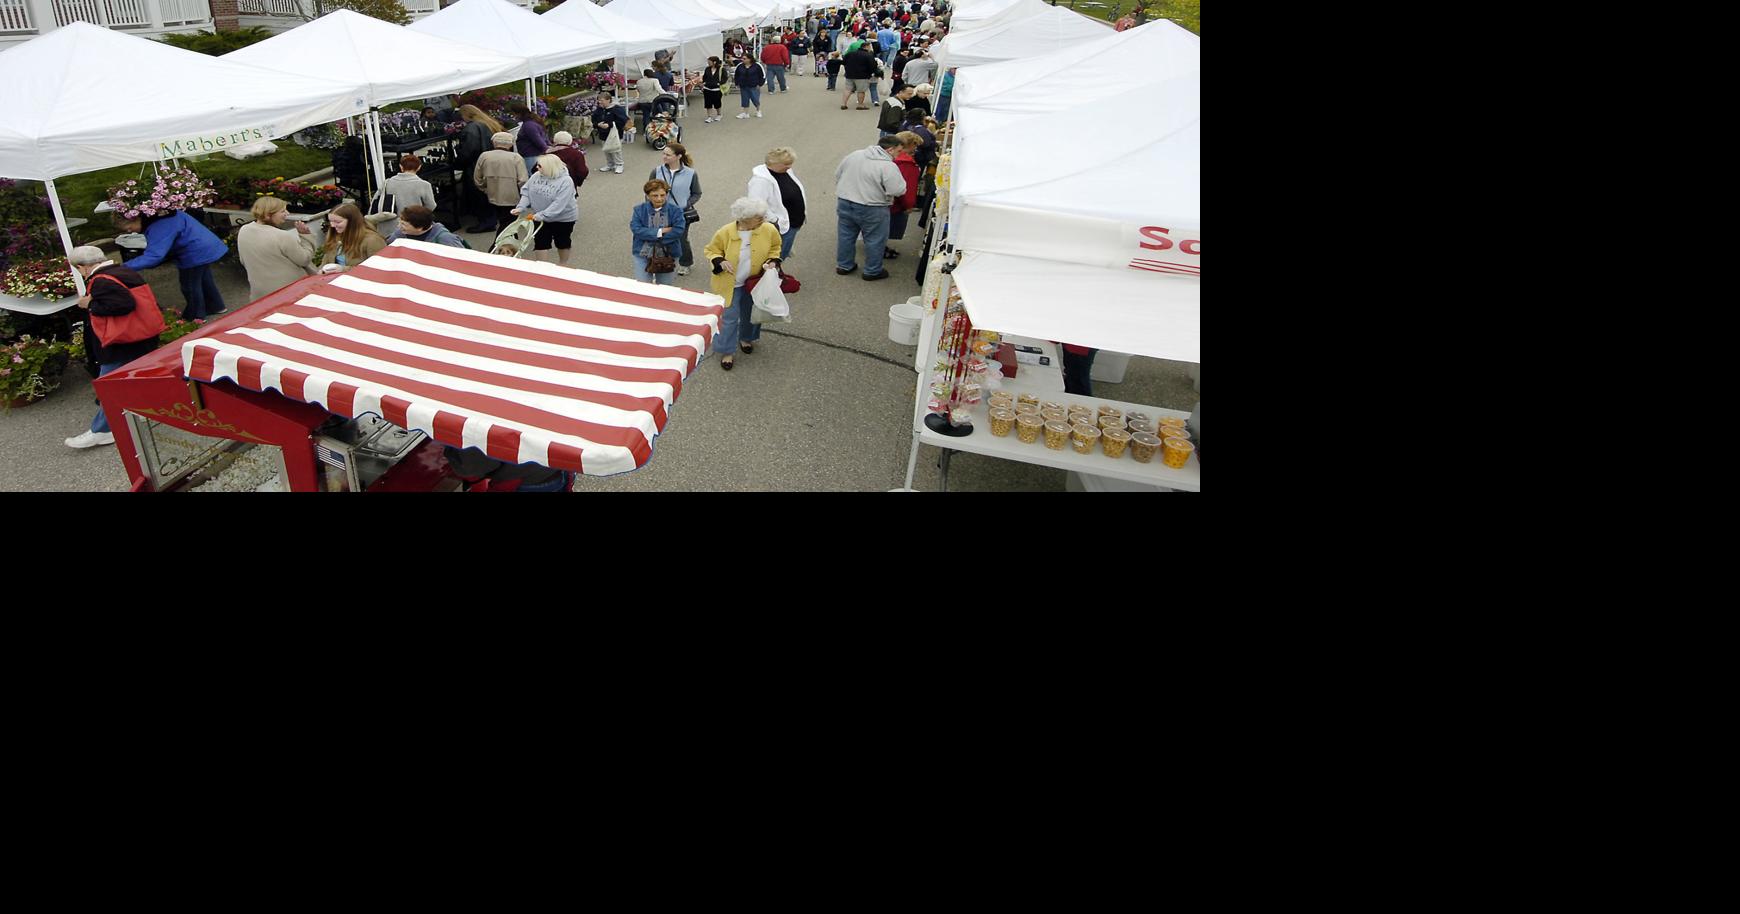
[{"left": 65, "top": 246, "right": 164, "bottom": 450}]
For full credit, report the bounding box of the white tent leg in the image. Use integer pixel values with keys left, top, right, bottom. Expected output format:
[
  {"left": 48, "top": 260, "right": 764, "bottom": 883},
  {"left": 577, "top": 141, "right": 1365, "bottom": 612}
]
[
  {"left": 903, "top": 433, "right": 921, "bottom": 490},
  {"left": 43, "top": 179, "right": 86, "bottom": 297},
  {"left": 678, "top": 45, "right": 687, "bottom": 116},
  {"left": 367, "top": 110, "right": 389, "bottom": 212}
]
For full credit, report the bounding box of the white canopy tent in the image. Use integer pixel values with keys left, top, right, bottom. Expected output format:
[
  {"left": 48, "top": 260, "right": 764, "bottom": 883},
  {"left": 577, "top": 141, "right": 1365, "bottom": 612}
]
[
  {"left": 949, "top": 17, "right": 1201, "bottom": 112},
  {"left": 409, "top": 0, "right": 616, "bottom": 102},
  {"left": 929, "top": 4, "right": 1110, "bottom": 71},
  {"left": 0, "top": 22, "right": 369, "bottom": 297},
  {"left": 945, "top": 21, "right": 1201, "bottom": 364},
  {"left": 678, "top": 0, "right": 757, "bottom": 29},
  {"left": 945, "top": 0, "right": 1040, "bottom": 33},
  {"left": 225, "top": 10, "right": 530, "bottom": 211},
  {"left": 605, "top": 0, "right": 730, "bottom": 106},
  {"left": 541, "top": 0, "right": 680, "bottom": 65}
]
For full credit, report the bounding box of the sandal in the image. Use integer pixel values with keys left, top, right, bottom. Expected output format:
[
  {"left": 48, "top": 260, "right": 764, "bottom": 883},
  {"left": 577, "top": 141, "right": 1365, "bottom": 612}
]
[
  {"left": 721, "top": 357, "right": 735, "bottom": 371},
  {"left": 739, "top": 341, "right": 754, "bottom": 353}
]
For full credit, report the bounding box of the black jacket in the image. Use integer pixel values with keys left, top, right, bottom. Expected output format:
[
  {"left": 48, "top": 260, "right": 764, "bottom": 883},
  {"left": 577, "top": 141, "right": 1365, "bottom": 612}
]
[
  {"left": 843, "top": 48, "right": 879, "bottom": 79},
  {"left": 734, "top": 62, "right": 766, "bottom": 89},
  {"left": 84, "top": 264, "right": 160, "bottom": 365}
]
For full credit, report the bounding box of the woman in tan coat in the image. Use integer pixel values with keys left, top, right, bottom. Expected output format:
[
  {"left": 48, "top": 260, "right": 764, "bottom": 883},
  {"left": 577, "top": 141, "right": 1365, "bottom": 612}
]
[
  {"left": 702, "top": 196, "right": 783, "bottom": 371},
  {"left": 238, "top": 196, "right": 319, "bottom": 301},
  {"left": 473, "top": 131, "right": 528, "bottom": 234}
]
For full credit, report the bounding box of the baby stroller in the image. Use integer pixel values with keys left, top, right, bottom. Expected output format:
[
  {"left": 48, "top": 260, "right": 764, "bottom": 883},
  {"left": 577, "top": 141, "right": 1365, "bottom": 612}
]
[
  {"left": 645, "top": 94, "right": 682, "bottom": 150},
  {"left": 490, "top": 216, "right": 539, "bottom": 259}
]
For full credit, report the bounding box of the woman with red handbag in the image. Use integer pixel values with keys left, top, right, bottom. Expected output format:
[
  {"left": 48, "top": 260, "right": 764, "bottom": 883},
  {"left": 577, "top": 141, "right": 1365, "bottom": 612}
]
[{"left": 65, "top": 246, "right": 166, "bottom": 450}]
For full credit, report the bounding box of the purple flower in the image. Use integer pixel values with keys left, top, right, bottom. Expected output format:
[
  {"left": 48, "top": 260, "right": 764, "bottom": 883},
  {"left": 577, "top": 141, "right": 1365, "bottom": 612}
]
[{"left": 10, "top": 354, "right": 22, "bottom": 364}]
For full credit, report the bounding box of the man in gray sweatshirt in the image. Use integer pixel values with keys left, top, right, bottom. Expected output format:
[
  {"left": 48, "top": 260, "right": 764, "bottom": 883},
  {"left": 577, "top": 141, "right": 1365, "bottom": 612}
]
[
  {"left": 902, "top": 50, "right": 937, "bottom": 90},
  {"left": 834, "top": 135, "right": 909, "bottom": 281},
  {"left": 384, "top": 205, "right": 468, "bottom": 249}
]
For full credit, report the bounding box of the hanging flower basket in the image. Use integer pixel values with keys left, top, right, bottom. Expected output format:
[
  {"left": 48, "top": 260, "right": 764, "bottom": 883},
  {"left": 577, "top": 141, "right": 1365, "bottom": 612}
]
[{"left": 105, "top": 163, "right": 217, "bottom": 220}]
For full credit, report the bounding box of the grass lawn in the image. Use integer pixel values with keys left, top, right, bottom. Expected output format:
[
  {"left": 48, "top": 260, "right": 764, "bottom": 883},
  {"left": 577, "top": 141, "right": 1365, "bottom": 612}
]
[{"left": 46, "top": 144, "right": 333, "bottom": 245}]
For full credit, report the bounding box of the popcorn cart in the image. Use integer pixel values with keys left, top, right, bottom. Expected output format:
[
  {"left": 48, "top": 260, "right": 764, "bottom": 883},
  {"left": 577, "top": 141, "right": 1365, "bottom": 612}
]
[{"left": 94, "top": 240, "right": 724, "bottom": 492}]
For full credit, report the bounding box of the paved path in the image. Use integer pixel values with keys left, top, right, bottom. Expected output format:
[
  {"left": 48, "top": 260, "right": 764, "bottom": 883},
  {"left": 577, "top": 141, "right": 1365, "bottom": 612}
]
[{"left": 0, "top": 73, "right": 1198, "bottom": 491}]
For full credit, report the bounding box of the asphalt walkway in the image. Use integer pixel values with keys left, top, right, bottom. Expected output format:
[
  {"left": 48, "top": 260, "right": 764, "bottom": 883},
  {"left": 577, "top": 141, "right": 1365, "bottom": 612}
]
[{"left": 0, "top": 72, "right": 1199, "bottom": 491}]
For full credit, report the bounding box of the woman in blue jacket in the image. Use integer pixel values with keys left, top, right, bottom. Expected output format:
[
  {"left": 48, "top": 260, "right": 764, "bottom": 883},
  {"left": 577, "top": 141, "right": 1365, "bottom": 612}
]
[
  {"left": 114, "top": 209, "right": 229, "bottom": 320},
  {"left": 629, "top": 179, "right": 686, "bottom": 286}
]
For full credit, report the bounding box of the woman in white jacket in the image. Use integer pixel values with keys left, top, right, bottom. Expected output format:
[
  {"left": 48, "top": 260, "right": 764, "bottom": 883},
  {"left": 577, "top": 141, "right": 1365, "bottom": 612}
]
[
  {"left": 512, "top": 155, "right": 580, "bottom": 266},
  {"left": 746, "top": 147, "right": 809, "bottom": 257}
]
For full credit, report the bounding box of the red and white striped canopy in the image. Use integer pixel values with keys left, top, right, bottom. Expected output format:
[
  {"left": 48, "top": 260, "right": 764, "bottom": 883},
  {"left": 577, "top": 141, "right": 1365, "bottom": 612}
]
[{"left": 181, "top": 240, "right": 725, "bottom": 476}]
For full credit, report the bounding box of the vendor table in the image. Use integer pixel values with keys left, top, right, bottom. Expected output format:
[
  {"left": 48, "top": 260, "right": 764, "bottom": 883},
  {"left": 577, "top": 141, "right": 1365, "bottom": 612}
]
[
  {"left": 0, "top": 292, "right": 78, "bottom": 317},
  {"left": 902, "top": 305, "right": 1201, "bottom": 493}
]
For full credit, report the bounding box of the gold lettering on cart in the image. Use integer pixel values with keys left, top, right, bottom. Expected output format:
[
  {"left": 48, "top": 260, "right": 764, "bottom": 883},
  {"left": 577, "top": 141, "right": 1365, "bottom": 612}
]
[{"left": 132, "top": 405, "right": 271, "bottom": 444}]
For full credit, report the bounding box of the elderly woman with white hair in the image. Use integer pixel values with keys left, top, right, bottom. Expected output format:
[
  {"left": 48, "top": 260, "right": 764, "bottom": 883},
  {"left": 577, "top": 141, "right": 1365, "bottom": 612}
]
[
  {"left": 473, "top": 131, "right": 528, "bottom": 234},
  {"left": 511, "top": 154, "right": 580, "bottom": 266},
  {"left": 746, "top": 146, "right": 810, "bottom": 259},
  {"left": 64, "top": 246, "right": 162, "bottom": 450},
  {"left": 702, "top": 196, "right": 784, "bottom": 371}
]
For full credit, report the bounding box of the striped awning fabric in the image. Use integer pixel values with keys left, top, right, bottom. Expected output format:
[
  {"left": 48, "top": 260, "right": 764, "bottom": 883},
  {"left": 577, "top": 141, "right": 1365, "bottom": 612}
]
[{"left": 181, "top": 240, "right": 725, "bottom": 476}]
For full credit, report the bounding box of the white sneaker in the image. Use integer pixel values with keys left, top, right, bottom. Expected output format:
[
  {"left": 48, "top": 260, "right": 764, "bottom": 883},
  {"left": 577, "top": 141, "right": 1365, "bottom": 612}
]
[
  {"left": 677, "top": 266, "right": 690, "bottom": 275},
  {"left": 756, "top": 109, "right": 763, "bottom": 118},
  {"left": 65, "top": 430, "right": 114, "bottom": 449},
  {"left": 614, "top": 165, "right": 624, "bottom": 174},
  {"left": 736, "top": 112, "right": 750, "bottom": 119}
]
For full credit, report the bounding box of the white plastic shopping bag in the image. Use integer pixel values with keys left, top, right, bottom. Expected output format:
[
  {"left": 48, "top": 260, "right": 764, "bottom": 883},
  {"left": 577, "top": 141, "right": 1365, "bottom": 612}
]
[{"left": 750, "top": 264, "right": 791, "bottom": 323}]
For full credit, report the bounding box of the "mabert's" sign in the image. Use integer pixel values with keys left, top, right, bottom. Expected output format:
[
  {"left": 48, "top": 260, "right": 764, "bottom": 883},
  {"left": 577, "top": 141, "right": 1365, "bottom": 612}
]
[{"left": 158, "top": 126, "right": 277, "bottom": 160}]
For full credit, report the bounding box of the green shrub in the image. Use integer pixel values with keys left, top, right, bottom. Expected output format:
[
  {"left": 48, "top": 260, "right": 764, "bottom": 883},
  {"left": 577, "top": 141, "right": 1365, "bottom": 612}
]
[{"left": 157, "top": 27, "right": 275, "bottom": 56}]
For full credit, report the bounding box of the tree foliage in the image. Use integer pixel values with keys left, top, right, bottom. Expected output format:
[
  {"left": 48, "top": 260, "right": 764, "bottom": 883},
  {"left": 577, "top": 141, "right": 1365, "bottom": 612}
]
[
  {"left": 157, "top": 27, "right": 275, "bottom": 55},
  {"left": 301, "top": 0, "right": 411, "bottom": 26}
]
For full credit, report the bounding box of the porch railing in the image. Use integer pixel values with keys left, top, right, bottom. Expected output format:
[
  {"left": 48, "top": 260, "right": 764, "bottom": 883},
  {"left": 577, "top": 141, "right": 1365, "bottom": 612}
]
[
  {"left": 0, "top": 0, "right": 34, "bottom": 32},
  {"left": 54, "top": 0, "right": 152, "bottom": 28},
  {"left": 160, "top": 0, "right": 208, "bottom": 24}
]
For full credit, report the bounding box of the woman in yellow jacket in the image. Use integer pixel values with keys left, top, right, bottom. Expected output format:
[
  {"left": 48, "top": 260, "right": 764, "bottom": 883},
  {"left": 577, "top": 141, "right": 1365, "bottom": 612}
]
[{"left": 703, "top": 196, "right": 783, "bottom": 370}]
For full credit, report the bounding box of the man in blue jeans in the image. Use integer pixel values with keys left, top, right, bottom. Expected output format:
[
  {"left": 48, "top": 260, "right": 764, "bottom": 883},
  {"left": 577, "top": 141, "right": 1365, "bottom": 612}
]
[
  {"left": 834, "top": 135, "right": 909, "bottom": 282},
  {"left": 876, "top": 20, "right": 900, "bottom": 74}
]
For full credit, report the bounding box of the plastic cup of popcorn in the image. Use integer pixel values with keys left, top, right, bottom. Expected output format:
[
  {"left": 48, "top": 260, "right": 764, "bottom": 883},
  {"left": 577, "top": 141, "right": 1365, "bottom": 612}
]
[
  {"left": 1101, "top": 427, "right": 1131, "bottom": 459},
  {"left": 1017, "top": 393, "right": 1040, "bottom": 409},
  {"left": 1159, "top": 417, "right": 1186, "bottom": 431},
  {"left": 1014, "top": 402, "right": 1041, "bottom": 417},
  {"left": 1068, "top": 406, "right": 1094, "bottom": 424},
  {"left": 1161, "top": 436, "right": 1195, "bottom": 468},
  {"left": 1015, "top": 413, "right": 1044, "bottom": 444},
  {"left": 1097, "top": 405, "right": 1121, "bottom": 419},
  {"left": 1129, "top": 432, "right": 1162, "bottom": 463},
  {"left": 1040, "top": 400, "right": 1065, "bottom": 414},
  {"left": 1097, "top": 414, "right": 1125, "bottom": 431},
  {"left": 988, "top": 408, "right": 1016, "bottom": 437},
  {"left": 989, "top": 391, "right": 1014, "bottom": 409},
  {"left": 1070, "top": 423, "right": 1101, "bottom": 454},
  {"left": 1127, "top": 419, "right": 1155, "bottom": 437},
  {"left": 1042, "top": 419, "right": 1071, "bottom": 450},
  {"left": 1162, "top": 425, "right": 1192, "bottom": 443},
  {"left": 1125, "top": 411, "right": 1151, "bottom": 427},
  {"left": 1040, "top": 407, "right": 1067, "bottom": 426}
]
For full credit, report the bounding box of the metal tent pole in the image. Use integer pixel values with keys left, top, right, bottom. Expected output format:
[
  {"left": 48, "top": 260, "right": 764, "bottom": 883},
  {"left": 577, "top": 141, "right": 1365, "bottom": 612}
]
[
  {"left": 43, "top": 179, "right": 86, "bottom": 297},
  {"left": 366, "top": 110, "right": 389, "bottom": 212}
]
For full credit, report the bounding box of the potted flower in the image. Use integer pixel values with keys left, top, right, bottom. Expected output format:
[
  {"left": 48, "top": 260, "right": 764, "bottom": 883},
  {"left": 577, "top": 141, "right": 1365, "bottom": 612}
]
[
  {"left": 0, "top": 332, "right": 79, "bottom": 409},
  {"left": 2, "top": 258, "right": 79, "bottom": 301},
  {"left": 158, "top": 312, "right": 206, "bottom": 347},
  {"left": 249, "top": 177, "right": 343, "bottom": 215}
]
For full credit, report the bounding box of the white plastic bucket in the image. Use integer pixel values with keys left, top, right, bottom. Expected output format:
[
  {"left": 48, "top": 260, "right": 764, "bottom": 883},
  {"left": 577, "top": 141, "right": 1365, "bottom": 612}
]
[{"left": 888, "top": 303, "right": 923, "bottom": 345}]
